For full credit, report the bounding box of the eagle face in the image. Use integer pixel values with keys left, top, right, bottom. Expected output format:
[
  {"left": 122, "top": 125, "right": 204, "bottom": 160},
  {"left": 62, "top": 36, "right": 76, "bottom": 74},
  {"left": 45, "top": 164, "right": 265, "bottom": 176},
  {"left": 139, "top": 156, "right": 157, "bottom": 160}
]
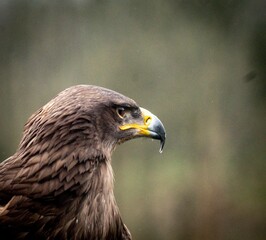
[
  {"left": 98, "top": 98, "right": 166, "bottom": 152},
  {"left": 37, "top": 85, "right": 166, "bottom": 155},
  {"left": 88, "top": 86, "right": 166, "bottom": 153}
]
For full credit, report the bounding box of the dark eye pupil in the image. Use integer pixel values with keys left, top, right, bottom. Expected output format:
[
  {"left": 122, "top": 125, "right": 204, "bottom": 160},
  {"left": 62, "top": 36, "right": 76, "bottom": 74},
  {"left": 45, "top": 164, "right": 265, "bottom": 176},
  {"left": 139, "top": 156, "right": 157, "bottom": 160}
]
[{"left": 117, "top": 107, "right": 126, "bottom": 118}]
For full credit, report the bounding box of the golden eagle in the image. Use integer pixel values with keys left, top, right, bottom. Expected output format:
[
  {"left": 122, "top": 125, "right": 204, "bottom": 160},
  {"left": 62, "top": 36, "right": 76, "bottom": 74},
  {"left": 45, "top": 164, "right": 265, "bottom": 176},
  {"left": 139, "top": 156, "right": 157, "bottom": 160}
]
[{"left": 0, "top": 85, "right": 166, "bottom": 240}]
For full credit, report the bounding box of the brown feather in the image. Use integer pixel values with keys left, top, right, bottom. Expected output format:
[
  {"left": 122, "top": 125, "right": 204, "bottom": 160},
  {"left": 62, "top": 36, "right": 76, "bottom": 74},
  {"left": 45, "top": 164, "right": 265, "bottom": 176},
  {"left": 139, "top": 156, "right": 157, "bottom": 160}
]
[{"left": 0, "top": 85, "right": 135, "bottom": 239}]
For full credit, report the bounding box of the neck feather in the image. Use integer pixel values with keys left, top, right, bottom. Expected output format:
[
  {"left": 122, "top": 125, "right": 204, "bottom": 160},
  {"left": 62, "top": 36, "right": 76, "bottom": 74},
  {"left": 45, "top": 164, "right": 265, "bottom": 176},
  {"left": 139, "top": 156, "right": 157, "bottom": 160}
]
[{"left": 74, "top": 158, "right": 126, "bottom": 239}]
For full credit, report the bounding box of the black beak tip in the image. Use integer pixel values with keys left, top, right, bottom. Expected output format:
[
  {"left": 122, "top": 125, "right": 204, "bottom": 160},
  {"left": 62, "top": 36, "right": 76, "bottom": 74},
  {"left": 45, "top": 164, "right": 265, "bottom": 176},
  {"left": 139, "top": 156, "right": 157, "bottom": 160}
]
[
  {"left": 159, "top": 134, "right": 166, "bottom": 153},
  {"left": 151, "top": 125, "right": 166, "bottom": 153},
  {"left": 152, "top": 120, "right": 166, "bottom": 153}
]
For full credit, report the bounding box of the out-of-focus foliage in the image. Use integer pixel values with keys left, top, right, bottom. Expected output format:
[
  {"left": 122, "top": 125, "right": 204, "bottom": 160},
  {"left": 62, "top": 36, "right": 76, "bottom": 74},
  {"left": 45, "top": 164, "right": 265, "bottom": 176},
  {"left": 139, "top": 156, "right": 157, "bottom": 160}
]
[{"left": 0, "top": 1, "right": 265, "bottom": 239}]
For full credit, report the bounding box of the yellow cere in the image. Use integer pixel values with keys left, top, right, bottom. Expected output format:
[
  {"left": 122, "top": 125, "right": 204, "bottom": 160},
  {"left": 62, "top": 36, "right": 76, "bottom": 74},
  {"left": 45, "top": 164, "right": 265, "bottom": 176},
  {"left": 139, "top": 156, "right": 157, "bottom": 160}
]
[
  {"left": 144, "top": 116, "right": 152, "bottom": 126},
  {"left": 119, "top": 107, "right": 153, "bottom": 136},
  {"left": 119, "top": 123, "right": 150, "bottom": 135}
]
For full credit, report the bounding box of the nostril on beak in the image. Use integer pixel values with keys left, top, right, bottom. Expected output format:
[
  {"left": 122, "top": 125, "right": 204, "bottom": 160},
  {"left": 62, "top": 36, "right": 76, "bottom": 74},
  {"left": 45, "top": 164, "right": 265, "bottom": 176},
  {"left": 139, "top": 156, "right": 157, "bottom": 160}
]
[{"left": 145, "top": 116, "right": 152, "bottom": 126}]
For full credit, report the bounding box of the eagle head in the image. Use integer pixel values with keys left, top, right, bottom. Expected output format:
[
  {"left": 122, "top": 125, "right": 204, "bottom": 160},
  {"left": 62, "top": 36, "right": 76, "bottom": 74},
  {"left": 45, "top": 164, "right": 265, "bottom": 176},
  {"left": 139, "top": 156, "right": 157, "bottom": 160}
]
[{"left": 20, "top": 85, "right": 166, "bottom": 158}]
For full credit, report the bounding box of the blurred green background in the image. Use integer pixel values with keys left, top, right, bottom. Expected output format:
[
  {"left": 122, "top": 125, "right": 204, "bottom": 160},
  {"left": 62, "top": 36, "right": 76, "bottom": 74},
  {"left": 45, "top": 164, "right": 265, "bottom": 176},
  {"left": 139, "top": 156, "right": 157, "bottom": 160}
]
[{"left": 0, "top": 0, "right": 265, "bottom": 239}]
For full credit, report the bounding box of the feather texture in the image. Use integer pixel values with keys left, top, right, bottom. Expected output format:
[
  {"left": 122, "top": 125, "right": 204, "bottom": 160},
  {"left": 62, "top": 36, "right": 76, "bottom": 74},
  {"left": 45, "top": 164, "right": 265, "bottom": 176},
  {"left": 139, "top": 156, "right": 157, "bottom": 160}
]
[{"left": 0, "top": 85, "right": 135, "bottom": 240}]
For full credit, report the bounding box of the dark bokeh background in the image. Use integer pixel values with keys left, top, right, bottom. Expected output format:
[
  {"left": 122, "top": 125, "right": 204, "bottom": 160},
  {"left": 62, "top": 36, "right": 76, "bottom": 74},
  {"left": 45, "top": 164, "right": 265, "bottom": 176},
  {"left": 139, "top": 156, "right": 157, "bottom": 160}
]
[{"left": 0, "top": 1, "right": 265, "bottom": 239}]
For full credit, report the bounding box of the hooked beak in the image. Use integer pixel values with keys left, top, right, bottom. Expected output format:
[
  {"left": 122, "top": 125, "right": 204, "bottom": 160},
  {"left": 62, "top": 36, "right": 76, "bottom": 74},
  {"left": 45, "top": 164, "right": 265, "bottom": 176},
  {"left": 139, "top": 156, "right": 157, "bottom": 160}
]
[{"left": 119, "top": 107, "right": 166, "bottom": 153}]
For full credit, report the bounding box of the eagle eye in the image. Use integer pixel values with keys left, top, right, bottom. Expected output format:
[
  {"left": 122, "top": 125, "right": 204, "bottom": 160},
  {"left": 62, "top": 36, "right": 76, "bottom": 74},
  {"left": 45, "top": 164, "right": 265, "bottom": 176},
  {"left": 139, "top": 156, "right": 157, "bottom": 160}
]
[{"left": 116, "top": 107, "right": 127, "bottom": 119}]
